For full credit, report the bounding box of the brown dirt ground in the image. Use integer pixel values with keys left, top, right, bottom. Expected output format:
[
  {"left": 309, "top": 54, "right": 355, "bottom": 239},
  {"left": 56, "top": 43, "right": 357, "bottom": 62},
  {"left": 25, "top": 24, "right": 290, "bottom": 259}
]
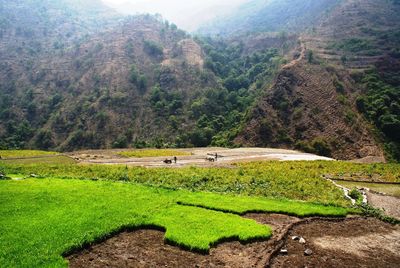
[
  {"left": 367, "top": 192, "right": 400, "bottom": 220},
  {"left": 67, "top": 215, "right": 399, "bottom": 268},
  {"left": 66, "top": 147, "right": 333, "bottom": 167},
  {"left": 271, "top": 217, "right": 400, "bottom": 268}
]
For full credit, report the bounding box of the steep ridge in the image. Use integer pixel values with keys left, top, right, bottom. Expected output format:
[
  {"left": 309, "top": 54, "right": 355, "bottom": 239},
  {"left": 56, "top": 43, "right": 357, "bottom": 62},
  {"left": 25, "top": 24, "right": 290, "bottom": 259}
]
[
  {"left": 303, "top": 0, "right": 400, "bottom": 71},
  {"left": 0, "top": 0, "right": 398, "bottom": 158},
  {"left": 235, "top": 52, "right": 384, "bottom": 160},
  {"left": 0, "top": 1, "right": 217, "bottom": 150},
  {"left": 235, "top": 0, "right": 400, "bottom": 160}
]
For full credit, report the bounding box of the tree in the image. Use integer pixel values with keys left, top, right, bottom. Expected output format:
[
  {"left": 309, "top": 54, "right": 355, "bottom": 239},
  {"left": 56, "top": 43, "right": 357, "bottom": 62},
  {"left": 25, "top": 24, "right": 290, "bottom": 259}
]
[
  {"left": 34, "top": 130, "right": 54, "bottom": 150},
  {"left": 144, "top": 40, "right": 163, "bottom": 57},
  {"left": 306, "top": 50, "right": 314, "bottom": 63}
]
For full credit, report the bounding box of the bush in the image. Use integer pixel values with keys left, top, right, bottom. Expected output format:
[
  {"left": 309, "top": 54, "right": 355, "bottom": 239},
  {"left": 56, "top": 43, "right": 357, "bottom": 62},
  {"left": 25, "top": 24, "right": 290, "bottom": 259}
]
[
  {"left": 144, "top": 40, "right": 163, "bottom": 57},
  {"left": 311, "top": 138, "right": 332, "bottom": 157},
  {"left": 112, "top": 135, "right": 128, "bottom": 149},
  {"left": 349, "top": 188, "right": 362, "bottom": 201},
  {"left": 34, "top": 130, "right": 54, "bottom": 150},
  {"left": 306, "top": 50, "right": 314, "bottom": 63},
  {"left": 295, "top": 138, "right": 332, "bottom": 157},
  {"left": 333, "top": 78, "right": 345, "bottom": 93}
]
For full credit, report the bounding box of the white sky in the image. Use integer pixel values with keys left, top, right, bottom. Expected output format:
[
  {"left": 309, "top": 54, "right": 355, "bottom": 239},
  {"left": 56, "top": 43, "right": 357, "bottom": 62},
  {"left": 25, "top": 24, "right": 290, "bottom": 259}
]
[{"left": 101, "top": 0, "right": 248, "bottom": 31}]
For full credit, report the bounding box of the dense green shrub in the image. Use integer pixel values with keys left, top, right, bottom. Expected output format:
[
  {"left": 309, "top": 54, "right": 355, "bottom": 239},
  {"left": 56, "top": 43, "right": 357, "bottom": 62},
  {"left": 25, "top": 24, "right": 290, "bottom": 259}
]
[
  {"left": 355, "top": 69, "right": 400, "bottom": 161},
  {"left": 144, "top": 40, "right": 163, "bottom": 57}
]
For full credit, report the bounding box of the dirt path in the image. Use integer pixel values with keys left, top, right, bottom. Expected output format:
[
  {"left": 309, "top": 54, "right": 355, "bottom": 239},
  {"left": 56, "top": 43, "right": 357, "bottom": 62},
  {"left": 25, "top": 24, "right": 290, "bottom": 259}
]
[
  {"left": 282, "top": 37, "right": 305, "bottom": 69},
  {"left": 67, "top": 216, "right": 399, "bottom": 268},
  {"left": 68, "top": 148, "right": 333, "bottom": 167}
]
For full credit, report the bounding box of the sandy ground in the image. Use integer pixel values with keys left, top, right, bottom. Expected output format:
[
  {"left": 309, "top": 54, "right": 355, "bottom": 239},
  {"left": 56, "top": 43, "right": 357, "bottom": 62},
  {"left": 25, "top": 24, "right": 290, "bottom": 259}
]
[
  {"left": 67, "top": 147, "right": 334, "bottom": 167},
  {"left": 67, "top": 216, "right": 399, "bottom": 268},
  {"left": 367, "top": 192, "right": 400, "bottom": 220}
]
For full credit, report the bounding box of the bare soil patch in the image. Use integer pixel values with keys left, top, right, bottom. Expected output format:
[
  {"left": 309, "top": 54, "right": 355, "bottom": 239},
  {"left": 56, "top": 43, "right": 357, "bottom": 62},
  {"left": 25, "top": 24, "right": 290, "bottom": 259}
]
[
  {"left": 367, "top": 192, "right": 400, "bottom": 220},
  {"left": 66, "top": 147, "right": 333, "bottom": 168},
  {"left": 271, "top": 218, "right": 400, "bottom": 268},
  {"left": 67, "top": 214, "right": 299, "bottom": 268},
  {"left": 67, "top": 215, "right": 399, "bottom": 268}
]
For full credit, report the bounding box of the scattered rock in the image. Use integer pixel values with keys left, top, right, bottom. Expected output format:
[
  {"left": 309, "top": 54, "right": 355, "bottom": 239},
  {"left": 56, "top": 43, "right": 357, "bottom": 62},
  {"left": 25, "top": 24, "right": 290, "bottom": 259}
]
[
  {"left": 304, "top": 249, "right": 313, "bottom": 256},
  {"left": 299, "top": 237, "right": 306, "bottom": 244},
  {"left": 30, "top": 174, "right": 38, "bottom": 178},
  {"left": 0, "top": 174, "right": 11, "bottom": 180},
  {"left": 280, "top": 249, "right": 288, "bottom": 254},
  {"left": 292, "top": 236, "right": 300, "bottom": 241}
]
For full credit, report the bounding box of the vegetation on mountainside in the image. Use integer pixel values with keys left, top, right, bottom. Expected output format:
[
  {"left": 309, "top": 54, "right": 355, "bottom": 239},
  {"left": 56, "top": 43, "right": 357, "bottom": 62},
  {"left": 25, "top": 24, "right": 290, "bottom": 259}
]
[
  {"left": 177, "top": 38, "right": 283, "bottom": 147},
  {"left": 0, "top": 2, "right": 286, "bottom": 151},
  {"left": 0, "top": 178, "right": 352, "bottom": 266},
  {"left": 355, "top": 69, "right": 400, "bottom": 161},
  {"left": 142, "top": 36, "right": 286, "bottom": 148}
]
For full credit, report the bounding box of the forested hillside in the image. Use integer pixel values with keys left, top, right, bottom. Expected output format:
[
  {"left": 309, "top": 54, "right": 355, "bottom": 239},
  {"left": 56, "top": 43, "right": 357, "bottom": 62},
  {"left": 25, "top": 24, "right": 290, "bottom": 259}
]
[
  {"left": 236, "top": 0, "right": 400, "bottom": 161},
  {"left": 0, "top": 0, "right": 399, "bottom": 161},
  {"left": 0, "top": 0, "right": 292, "bottom": 151}
]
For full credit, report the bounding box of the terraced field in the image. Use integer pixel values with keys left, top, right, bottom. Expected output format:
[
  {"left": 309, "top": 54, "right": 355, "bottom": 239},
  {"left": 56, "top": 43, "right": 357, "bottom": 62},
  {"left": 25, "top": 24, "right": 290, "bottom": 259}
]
[{"left": 1, "top": 149, "right": 399, "bottom": 267}]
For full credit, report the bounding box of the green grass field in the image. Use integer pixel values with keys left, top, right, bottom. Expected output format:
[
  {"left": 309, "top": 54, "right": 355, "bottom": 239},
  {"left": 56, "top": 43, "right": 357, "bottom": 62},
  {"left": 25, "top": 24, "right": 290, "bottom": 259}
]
[
  {"left": 0, "top": 178, "right": 351, "bottom": 267},
  {"left": 0, "top": 150, "right": 58, "bottom": 159},
  {"left": 0, "top": 155, "right": 75, "bottom": 165},
  {"left": 1, "top": 155, "right": 398, "bottom": 267},
  {"left": 118, "top": 149, "right": 191, "bottom": 158},
  {"left": 1, "top": 160, "right": 399, "bottom": 206}
]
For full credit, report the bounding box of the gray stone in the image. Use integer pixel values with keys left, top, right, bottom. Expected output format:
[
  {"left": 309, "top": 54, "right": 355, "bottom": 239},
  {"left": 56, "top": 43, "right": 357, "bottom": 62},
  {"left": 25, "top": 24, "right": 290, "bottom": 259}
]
[
  {"left": 280, "top": 249, "right": 288, "bottom": 254},
  {"left": 299, "top": 237, "right": 306, "bottom": 244},
  {"left": 292, "top": 236, "right": 300, "bottom": 240},
  {"left": 304, "top": 249, "right": 313, "bottom": 256}
]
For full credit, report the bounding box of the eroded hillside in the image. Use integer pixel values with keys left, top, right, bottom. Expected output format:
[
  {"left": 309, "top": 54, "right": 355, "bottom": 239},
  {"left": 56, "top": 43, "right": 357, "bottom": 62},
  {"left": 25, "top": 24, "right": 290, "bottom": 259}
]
[
  {"left": 236, "top": 0, "right": 400, "bottom": 160},
  {"left": 0, "top": 0, "right": 399, "bottom": 160}
]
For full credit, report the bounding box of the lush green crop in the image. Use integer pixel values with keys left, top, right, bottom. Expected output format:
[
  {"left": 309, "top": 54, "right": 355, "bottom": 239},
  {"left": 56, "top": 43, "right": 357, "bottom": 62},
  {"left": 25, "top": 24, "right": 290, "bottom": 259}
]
[
  {"left": 1, "top": 160, "right": 399, "bottom": 208},
  {"left": 0, "top": 150, "right": 58, "bottom": 159},
  {"left": 118, "top": 149, "right": 191, "bottom": 158},
  {"left": 0, "top": 178, "right": 350, "bottom": 267},
  {"left": 0, "top": 156, "right": 75, "bottom": 165}
]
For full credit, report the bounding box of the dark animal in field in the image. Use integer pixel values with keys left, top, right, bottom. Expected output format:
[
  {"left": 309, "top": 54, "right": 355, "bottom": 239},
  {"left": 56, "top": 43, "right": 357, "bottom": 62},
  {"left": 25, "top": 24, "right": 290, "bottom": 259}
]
[
  {"left": 206, "top": 157, "right": 215, "bottom": 162},
  {"left": 163, "top": 159, "right": 173, "bottom": 164}
]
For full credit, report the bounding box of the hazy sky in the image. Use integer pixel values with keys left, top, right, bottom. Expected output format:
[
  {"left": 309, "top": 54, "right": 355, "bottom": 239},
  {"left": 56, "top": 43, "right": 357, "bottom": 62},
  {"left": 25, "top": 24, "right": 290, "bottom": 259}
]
[{"left": 101, "top": 0, "right": 248, "bottom": 31}]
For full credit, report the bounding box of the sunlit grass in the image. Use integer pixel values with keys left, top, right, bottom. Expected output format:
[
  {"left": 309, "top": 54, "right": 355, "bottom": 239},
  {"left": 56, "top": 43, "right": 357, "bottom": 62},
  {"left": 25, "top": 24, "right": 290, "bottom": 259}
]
[
  {"left": 0, "top": 161, "right": 350, "bottom": 206},
  {"left": 0, "top": 155, "right": 75, "bottom": 165},
  {"left": 0, "top": 150, "right": 58, "bottom": 159},
  {"left": 0, "top": 178, "right": 350, "bottom": 267}
]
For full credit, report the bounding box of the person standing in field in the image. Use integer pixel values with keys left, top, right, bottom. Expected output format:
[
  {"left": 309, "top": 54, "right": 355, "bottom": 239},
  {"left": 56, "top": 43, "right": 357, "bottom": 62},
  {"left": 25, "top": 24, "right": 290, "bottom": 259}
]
[
  {"left": 215, "top": 153, "right": 218, "bottom": 161},
  {"left": 174, "top": 156, "right": 177, "bottom": 163}
]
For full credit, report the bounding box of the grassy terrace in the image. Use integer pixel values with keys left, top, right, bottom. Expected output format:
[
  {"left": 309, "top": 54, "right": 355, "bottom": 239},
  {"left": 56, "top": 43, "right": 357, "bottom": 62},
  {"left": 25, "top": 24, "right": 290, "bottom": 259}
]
[
  {"left": 1, "top": 153, "right": 399, "bottom": 267},
  {"left": 0, "top": 150, "right": 58, "bottom": 159},
  {"left": 0, "top": 179, "right": 351, "bottom": 267},
  {"left": 1, "top": 160, "right": 399, "bottom": 206}
]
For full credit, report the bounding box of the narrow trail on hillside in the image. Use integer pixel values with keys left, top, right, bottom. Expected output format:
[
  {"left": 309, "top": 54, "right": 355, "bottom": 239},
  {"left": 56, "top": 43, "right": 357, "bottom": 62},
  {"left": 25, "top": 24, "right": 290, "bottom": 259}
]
[{"left": 282, "top": 37, "right": 305, "bottom": 69}]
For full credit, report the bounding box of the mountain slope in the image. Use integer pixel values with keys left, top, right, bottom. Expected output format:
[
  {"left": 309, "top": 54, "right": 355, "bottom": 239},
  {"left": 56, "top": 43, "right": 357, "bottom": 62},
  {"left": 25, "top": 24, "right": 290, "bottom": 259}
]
[
  {"left": 197, "top": 0, "right": 340, "bottom": 36},
  {"left": 236, "top": 0, "right": 400, "bottom": 160},
  {"left": 0, "top": 0, "right": 398, "bottom": 161},
  {"left": 0, "top": 0, "right": 290, "bottom": 151}
]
